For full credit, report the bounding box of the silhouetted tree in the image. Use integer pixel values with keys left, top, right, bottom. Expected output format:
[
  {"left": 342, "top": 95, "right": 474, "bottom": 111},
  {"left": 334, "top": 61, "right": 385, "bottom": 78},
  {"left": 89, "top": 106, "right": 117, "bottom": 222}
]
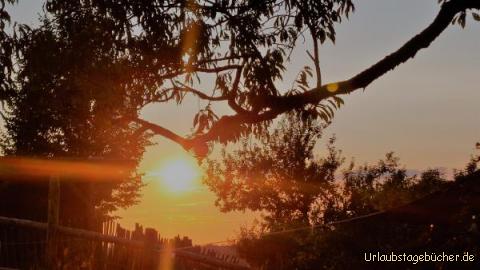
[
  {"left": 0, "top": 14, "right": 151, "bottom": 228},
  {"left": 0, "top": 0, "right": 15, "bottom": 100},
  {"left": 0, "top": 1, "right": 478, "bottom": 157},
  {"left": 206, "top": 114, "right": 480, "bottom": 269},
  {"left": 236, "top": 159, "right": 479, "bottom": 269},
  {"left": 205, "top": 112, "right": 343, "bottom": 228}
]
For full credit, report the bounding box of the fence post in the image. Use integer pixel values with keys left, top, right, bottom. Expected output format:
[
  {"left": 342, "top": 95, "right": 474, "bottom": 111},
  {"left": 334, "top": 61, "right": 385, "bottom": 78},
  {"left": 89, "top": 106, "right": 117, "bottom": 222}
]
[
  {"left": 46, "top": 175, "right": 60, "bottom": 268},
  {"left": 144, "top": 228, "right": 159, "bottom": 269}
]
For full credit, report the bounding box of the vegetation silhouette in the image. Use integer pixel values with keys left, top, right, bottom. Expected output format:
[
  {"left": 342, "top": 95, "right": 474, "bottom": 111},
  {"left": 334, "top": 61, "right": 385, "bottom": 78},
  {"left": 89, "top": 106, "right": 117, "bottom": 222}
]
[
  {"left": 1, "top": 0, "right": 479, "bottom": 157},
  {"left": 0, "top": 13, "right": 150, "bottom": 229},
  {"left": 206, "top": 113, "right": 480, "bottom": 269},
  {"left": 0, "top": 0, "right": 479, "bottom": 269}
]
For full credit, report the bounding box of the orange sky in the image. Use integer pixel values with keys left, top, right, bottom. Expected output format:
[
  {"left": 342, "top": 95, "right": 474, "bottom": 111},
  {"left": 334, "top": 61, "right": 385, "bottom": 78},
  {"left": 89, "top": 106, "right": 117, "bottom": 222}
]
[
  {"left": 8, "top": 0, "right": 480, "bottom": 244},
  {"left": 115, "top": 144, "right": 258, "bottom": 244},
  {"left": 117, "top": 1, "right": 480, "bottom": 244}
]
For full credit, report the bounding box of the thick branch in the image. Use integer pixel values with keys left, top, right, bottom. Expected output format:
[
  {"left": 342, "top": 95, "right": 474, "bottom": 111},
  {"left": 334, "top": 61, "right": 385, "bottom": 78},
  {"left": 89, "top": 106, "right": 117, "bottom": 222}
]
[
  {"left": 266, "top": 0, "right": 480, "bottom": 111},
  {"left": 198, "top": 0, "right": 479, "bottom": 144},
  {"left": 130, "top": 118, "right": 189, "bottom": 147},
  {"left": 139, "top": 0, "right": 480, "bottom": 153}
]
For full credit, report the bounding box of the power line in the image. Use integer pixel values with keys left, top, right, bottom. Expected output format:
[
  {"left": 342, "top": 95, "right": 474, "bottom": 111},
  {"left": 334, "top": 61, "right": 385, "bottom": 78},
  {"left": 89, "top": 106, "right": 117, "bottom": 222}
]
[{"left": 161, "top": 209, "right": 392, "bottom": 252}]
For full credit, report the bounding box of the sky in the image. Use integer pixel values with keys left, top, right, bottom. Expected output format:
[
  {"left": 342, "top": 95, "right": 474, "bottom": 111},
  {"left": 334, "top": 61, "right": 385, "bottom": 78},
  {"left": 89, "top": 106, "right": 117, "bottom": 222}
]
[{"left": 6, "top": 0, "right": 480, "bottom": 244}]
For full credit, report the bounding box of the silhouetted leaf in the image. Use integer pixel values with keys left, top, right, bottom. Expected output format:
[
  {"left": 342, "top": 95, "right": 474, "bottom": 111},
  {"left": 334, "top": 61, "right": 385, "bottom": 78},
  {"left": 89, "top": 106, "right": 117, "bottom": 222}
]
[{"left": 473, "top": 13, "right": 480, "bottom": 21}]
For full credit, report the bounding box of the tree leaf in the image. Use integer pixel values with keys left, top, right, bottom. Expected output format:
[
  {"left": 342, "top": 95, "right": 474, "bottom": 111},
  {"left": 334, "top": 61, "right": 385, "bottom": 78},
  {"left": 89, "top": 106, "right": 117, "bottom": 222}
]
[{"left": 473, "top": 13, "right": 480, "bottom": 21}]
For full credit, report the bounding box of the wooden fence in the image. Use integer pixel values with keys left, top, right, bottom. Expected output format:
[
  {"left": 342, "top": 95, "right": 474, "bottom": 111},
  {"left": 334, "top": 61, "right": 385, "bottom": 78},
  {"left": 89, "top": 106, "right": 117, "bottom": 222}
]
[{"left": 0, "top": 216, "right": 250, "bottom": 270}]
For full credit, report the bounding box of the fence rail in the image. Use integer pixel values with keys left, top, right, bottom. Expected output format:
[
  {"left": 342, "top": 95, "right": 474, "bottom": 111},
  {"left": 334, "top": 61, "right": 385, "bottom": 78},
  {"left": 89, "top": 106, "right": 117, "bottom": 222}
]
[{"left": 0, "top": 216, "right": 250, "bottom": 270}]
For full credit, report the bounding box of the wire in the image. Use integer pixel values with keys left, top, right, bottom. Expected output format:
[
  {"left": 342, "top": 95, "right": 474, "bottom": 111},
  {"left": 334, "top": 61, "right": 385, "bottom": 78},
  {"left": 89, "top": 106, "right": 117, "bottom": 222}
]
[{"left": 161, "top": 209, "right": 387, "bottom": 252}]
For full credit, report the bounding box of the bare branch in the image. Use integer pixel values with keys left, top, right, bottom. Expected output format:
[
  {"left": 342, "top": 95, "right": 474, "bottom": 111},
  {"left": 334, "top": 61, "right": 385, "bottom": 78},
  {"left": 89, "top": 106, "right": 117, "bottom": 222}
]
[
  {"left": 308, "top": 26, "right": 322, "bottom": 88},
  {"left": 158, "top": 64, "right": 242, "bottom": 81},
  {"left": 187, "top": 65, "right": 243, "bottom": 74},
  {"left": 173, "top": 82, "right": 229, "bottom": 101},
  {"left": 196, "top": 54, "right": 252, "bottom": 65}
]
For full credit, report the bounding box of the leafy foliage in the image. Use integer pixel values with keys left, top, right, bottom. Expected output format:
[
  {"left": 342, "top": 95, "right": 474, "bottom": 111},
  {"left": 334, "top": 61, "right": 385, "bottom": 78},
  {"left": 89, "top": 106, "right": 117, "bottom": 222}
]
[
  {"left": 0, "top": 10, "right": 153, "bottom": 225},
  {"left": 0, "top": 0, "right": 477, "bottom": 157},
  {"left": 206, "top": 115, "right": 480, "bottom": 269},
  {"left": 0, "top": 0, "right": 354, "bottom": 152},
  {"left": 0, "top": 0, "right": 16, "bottom": 101},
  {"left": 205, "top": 112, "right": 342, "bottom": 226},
  {"left": 0, "top": 0, "right": 478, "bottom": 229}
]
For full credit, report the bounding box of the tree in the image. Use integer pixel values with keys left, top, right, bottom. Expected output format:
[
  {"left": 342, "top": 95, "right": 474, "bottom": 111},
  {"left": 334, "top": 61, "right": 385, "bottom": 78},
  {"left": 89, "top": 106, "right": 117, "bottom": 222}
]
[
  {"left": 205, "top": 112, "right": 343, "bottom": 227},
  {"left": 0, "top": 0, "right": 15, "bottom": 101},
  {"left": 211, "top": 116, "right": 477, "bottom": 269},
  {"left": 0, "top": 12, "right": 151, "bottom": 228},
  {"left": 0, "top": 0, "right": 478, "bottom": 158}
]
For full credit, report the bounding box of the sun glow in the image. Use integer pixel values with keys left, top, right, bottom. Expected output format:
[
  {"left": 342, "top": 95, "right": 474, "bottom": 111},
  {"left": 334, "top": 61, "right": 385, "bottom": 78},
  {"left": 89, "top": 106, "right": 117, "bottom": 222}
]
[{"left": 153, "top": 156, "right": 202, "bottom": 194}]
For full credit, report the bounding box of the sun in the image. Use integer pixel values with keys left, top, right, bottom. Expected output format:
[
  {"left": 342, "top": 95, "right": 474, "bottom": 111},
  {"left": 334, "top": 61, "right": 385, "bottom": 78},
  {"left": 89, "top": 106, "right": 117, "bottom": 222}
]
[{"left": 154, "top": 156, "right": 202, "bottom": 193}]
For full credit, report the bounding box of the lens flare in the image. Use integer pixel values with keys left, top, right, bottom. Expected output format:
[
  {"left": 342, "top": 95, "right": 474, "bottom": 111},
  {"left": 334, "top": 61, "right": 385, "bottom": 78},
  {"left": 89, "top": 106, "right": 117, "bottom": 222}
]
[
  {"left": 326, "top": 83, "right": 339, "bottom": 93},
  {"left": 0, "top": 157, "right": 132, "bottom": 181}
]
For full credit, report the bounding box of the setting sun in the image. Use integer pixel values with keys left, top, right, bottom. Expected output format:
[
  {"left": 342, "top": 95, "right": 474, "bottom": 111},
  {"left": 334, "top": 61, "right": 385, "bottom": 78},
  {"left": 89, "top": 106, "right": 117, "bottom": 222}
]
[
  {"left": 154, "top": 156, "right": 202, "bottom": 193},
  {"left": 3, "top": 1, "right": 480, "bottom": 269}
]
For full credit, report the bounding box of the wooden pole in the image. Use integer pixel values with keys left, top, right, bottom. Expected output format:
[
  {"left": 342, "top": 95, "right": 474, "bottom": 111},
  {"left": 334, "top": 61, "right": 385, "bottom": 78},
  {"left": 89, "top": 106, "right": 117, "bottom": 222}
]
[{"left": 46, "top": 175, "right": 60, "bottom": 268}]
